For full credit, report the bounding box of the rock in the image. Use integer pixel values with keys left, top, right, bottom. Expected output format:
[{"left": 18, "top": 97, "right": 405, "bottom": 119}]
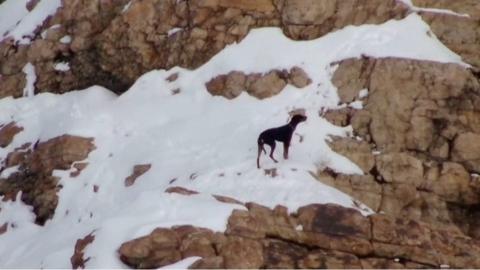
[
  {"left": 247, "top": 70, "right": 287, "bottom": 99},
  {"left": 119, "top": 228, "right": 181, "bottom": 269},
  {"left": 297, "top": 203, "right": 371, "bottom": 239},
  {"left": 263, "top": 239, "right": 308, "bottom": 268},
  {"left": 327, "top": 136, "right": 375, "bottom": 173},
  {"left": 375, "top": 152, "right": 424, "bottom": 185},
  {"left": 298, "top": 249, "right": 362, "bottom": 269},
  {"left": 0, "top": 122, "right": 24, "bottom": 148},
  {"left": 322, "top": 107, "right": 355, "bottom": 127},
  {"left": 165, "top": 186, "right": 199, "bottom": 196},
  {"left": 118, "top": 201, "right": 480, "bottom": 269},
  {"left": 124, "top": 164, "right": 152, "bottom": 187},
  {"left": 0, "top": 0, "right": 411, "bottom": 98},
  {"left": 288, "top": 66, "right": 312, "bottom": 88},
  {"left": 189, "top": 256, "right": 224, "bottom": 269},
  {"left": 0, "top": 135, "right": 96, "bottom": 225},
  {"left": 452, "top": 132, "right": 480, "bottom": 173},
  {"left": 218, "top": 236, "right": 264, "bottom": 269},
  {"left": 206, "top": 67, "right": 310, "bottom": 99},
  {"left": 71, "top": 233, "right": 95, "bottom": 269}
]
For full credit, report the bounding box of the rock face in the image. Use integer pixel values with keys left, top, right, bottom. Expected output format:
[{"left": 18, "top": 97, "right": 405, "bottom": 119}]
[
  {"left": 1, "top": 0, "right": 409, "bottom": 97},
  {"left": 322, "top": 57, "right": 480, "bottom": 240},
  {"left": 0, "top": 122, "right": 24, "bottom": 148},
  {"left": 119, "top": 202, "right": 480, "bottom": 269},
  {"left": 205, "top": 67, "right": 311, "bottom": 99},
  {"left": 0, "top": 135, "right": 96, "bottom": 224}
]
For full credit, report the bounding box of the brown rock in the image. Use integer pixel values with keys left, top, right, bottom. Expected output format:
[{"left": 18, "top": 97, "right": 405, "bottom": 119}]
[
  {"left": 0, "top": 223, "right": 7, "bottom": 235},
  {"left": 0, "top": 135, "right": 96, "bottom": 225},
  {"left": 165, "top": 186, "right": 199, "bottom": 196},
  {"left": 282, "top": 0, "right": 336, "bottom": 25},
  {"left": 124, "top": 164, "right": 151, "bottom": 187},
  {"left": 452, "top": 132, "right": 480, "bottom": 173},
  {"left": 297, "top": 203, "right": 371, "bottom": 239},
  {"left": 119, "top": 228, "right": 181, "bottom": 269},
  {"left": 375, "top": 152, "right": 424, "bottom": 185},
  {"left": 263, "top": 239, "right": 308, "bottom": 268},
  {"left": 71, "top": 232, "right": 95, "bottom": 269},
  {"left": 189, "top": 256, "right": 224, "bottom": 269},
  {"left": 70, "top": 162, "right": 89, "bottom": 177},
  {"left": 0, "top": 122, "right": 24, "bottom": 148},
  {"left": 212, "top": 194, "right": 244, "bottom": 206},
  {"left": 28, "top": 135, "right": 96, "bottom": 174},
  {"left": 298, "top": 249, "right": 362, "bottom": 269},
  {"left": 247, "top": 70, "right": 287, "bottom": 99},
  {"left": 219, "top": 236, "right": 264, "bottom": 269},
  {"left": 327, "top": 136, "right": 375, "bottom": 173},
  {"left": 288, "top": 66, "right": 311, "bottom": 88}
]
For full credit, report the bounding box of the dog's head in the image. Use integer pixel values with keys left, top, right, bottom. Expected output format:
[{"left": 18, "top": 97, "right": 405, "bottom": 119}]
[{"left": 291, "top": 114, "right": 307, "bottom": 124}]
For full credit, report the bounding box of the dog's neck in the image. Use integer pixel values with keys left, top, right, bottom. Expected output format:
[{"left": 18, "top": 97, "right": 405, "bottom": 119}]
[{"left": 288, "top": 121, "right": 301, "bottom": 129}]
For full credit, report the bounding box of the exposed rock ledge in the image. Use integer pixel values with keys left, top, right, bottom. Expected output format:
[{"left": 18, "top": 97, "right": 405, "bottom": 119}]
[
  {"left": 0, "top": 133, "right": 96, "bottom": 225},
  {"left": 1, "top": 0, "right": 479, "bottom": 98},
  {"left": 119, "top": 201, "right": 480, "bottom": 269},
  {"left": 322, "top": 57, "right": 480, "bottom": 240}
]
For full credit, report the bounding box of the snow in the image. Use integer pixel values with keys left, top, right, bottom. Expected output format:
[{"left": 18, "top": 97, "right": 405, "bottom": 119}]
[
  {"left": 358, "top": 88, "right": 369, "bottom": 99},
  {"left": 160, "top": 257, "right": 201, "bottom": 269},
  {"left": 398, "top": 0, "right": 470, "bottom": 17},
  {"left": 168, "top": 28, "right": 183, "bottom": 36},
  {"left": 59, "top": 35, "right": 71, "bottom": 44},
  {"left": 40, "top": 24, "right": 61, "bottom": 39},
  {"left": 122, "top": 1, "right": 132, "bottom": 13},
  {"left": 0, "top": 165, "right": 20, "bottom": 178},
  {"left": 22, "top": 63, "right": 36, "bottom": 97},
  {"left": 54, "top": 62, "right": 70, "bottom": 72},
  {"left": 0, "top": 0, "right": 29, "bottom": 39},
  {"left": 1, "top": 0, "right": 62, "bottom": 44},
  {"left": 0, "top": 14, "right": 467, "bottom": 268}
]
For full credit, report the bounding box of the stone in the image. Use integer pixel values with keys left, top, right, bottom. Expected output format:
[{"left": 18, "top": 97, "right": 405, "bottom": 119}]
[
  {"left": 219, "top": 236, "right": 264, "bottom": 269},
  {"left": 71, "top": 233, "right": 95, "bottom": 269},
  {"left": 327, "top": 136, "right": 375, "bottom": 173},
  {"left": 452, "top": 132, "right": 480, "bottom": 173},
  {"left": 0, "top": 122, "right": 24, "bottom": 148},
  {"left": 119, "top": 228, "right": 181, "bottom": 269},
  {"left": 0, "top": 135, "right": 96, "bottom": 225},
  {"left": 124, "top": 164, "right": 152, "bottom": 187}
]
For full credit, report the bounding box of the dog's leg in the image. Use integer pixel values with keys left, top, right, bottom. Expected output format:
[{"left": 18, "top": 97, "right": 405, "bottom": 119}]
[
  {"left": 269, "top": 142, "right": 278, "bottom": 163},
  {"left": 283, "top": 141, "right": 289, "bottom": 159},
  {"left": 257, "top": 143, "right": 263, "bottom": 168}
]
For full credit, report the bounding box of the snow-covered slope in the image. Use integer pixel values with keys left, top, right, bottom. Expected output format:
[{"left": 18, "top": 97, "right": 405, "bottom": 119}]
[{"left": 0, "top": 13, "right": 465, "bottom": 268}]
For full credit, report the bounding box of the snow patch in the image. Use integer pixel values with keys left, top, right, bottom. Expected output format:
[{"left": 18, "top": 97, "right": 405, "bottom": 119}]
[
  {"left": 358, "top": 88, "right": 369, "bottom": 99},
  {"left": 22, "top": 63, "right": 36, "bottom": 97},
  {"left": 54, "top": 62, "right": 70, "bottom": 72},
  {"left": 0, "top": 165, "right": 20, "bottom": 178},
  {"left": 122, "top": 1, "right": 132, "bottom": 13},
  {"left": 59, "top": 35, "right": 71, "bottom": 44},
  {"left": 3, "top": 0, "right": 62, "bottom": 44},
  {"left": 168, "top": 28, "right": 183, "bottom": 36}
]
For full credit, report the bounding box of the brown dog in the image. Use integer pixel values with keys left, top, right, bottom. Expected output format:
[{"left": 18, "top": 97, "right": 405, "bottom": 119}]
[{"left": 257, "top": 114, "right": 307, "bottom": 168}]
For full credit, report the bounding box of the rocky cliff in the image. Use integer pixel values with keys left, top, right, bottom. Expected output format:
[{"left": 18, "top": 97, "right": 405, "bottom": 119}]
[
  {"left": 1, "top": 0, "right": 479, "bottom": 98},
  {"left": 1, "top": 0, "right": 480, "bottom": 269}
]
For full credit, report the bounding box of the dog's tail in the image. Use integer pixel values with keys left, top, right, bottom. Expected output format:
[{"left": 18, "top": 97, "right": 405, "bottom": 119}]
[{"left": 257, "top": 138, "right": 266, "bottom": 168}]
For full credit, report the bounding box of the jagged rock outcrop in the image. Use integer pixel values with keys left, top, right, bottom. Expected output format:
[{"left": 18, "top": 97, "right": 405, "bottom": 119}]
[
  {"left": 0, "top": 0, "right": 410, "bottom": 98},
  {"left": 0, "top": 122, "right": 24, "bottom": 148},
  {"left": 119, "top": 202, "right": 480, "bottom": 269},
  {"left": 322, "top": 57, "right": 480, "bottom": 239},
  {"left": 205, "top": 67, "right": 311, "bottom": 99},
  {"left": 0, "top": 135, "right": 96, "bottom": 224}
]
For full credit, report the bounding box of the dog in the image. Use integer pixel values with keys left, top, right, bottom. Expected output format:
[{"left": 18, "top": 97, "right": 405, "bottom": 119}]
[{"left": 257, "top": 114, "right": 307, "bottom": 168}]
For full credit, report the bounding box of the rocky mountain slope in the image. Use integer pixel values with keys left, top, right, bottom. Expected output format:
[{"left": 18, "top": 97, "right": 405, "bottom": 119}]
[{"left": 0, "top": 0, "right": 480, "bottom": 269}]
